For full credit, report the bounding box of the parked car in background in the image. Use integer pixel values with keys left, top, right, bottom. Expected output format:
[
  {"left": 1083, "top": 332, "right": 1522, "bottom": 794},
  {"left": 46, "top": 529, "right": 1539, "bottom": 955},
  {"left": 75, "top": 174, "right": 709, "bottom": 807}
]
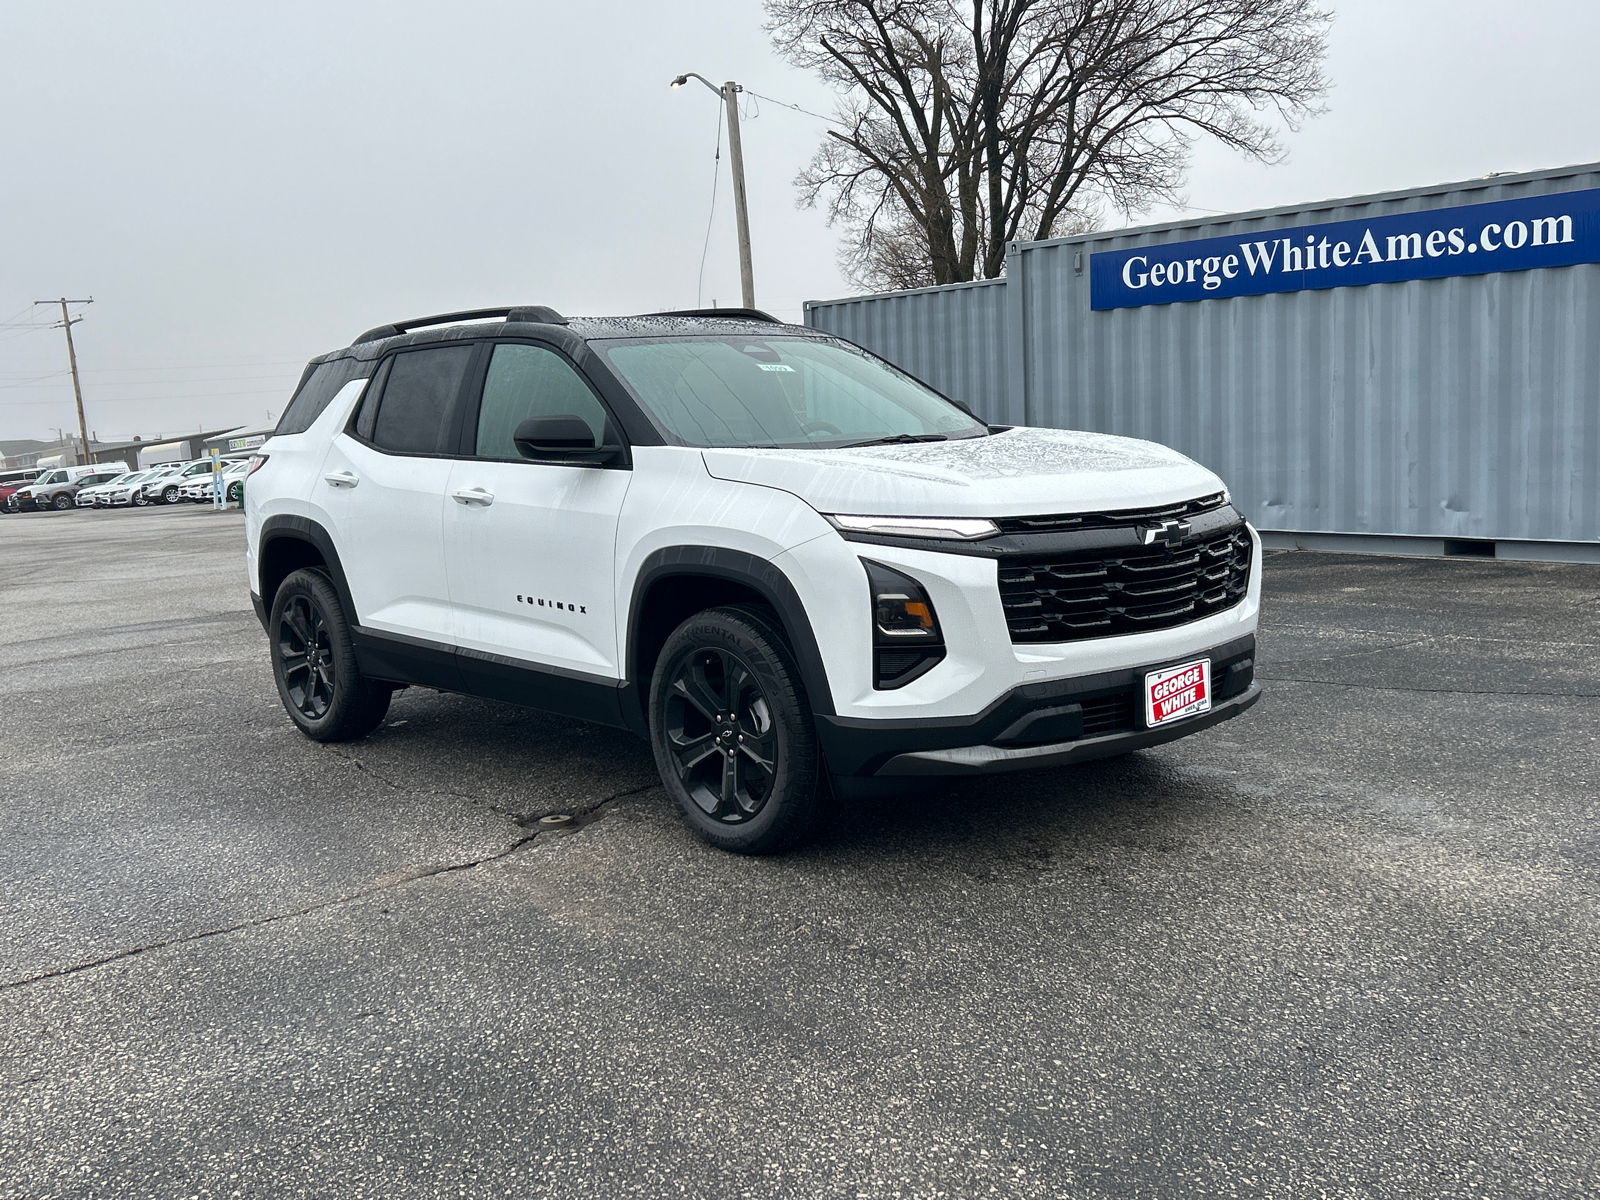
[
  {"left": 7, "top": 465, "right": 125, "bottom": 512},
  {"left": 142, "top": 460, "right": 220, "bottom": 505},
  {"left": 133, "top": 464, "right": 186, "bottom": 504},
  {"left": 0, "top": 469, "right": 40, "bottom": 513},
  {"left": 95, "top": 469, "right": 158, "bottom": 507},
  {"left": 74, "top": 471, "right": 140, "bottom": 507},
  {"left": 178, "top": 458, "right": 251, "bottom": 502},
  {"left": 222, "top": 459, "right": 251, "bottom": 504}
]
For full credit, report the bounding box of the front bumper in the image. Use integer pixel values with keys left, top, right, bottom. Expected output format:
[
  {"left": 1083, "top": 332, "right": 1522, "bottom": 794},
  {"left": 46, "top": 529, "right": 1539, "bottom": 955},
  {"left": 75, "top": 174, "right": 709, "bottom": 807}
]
[
  {"left": 817, "top": 633, "right": 1257, "bottom": 777},
  {"left": 878, "top": 683, "right": 1260, "bottom": 775}
]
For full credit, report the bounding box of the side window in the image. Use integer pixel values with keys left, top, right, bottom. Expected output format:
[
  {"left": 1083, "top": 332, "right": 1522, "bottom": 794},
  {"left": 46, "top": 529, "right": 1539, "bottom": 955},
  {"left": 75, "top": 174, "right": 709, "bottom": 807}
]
[
  {"left": 275, "top": 357, "right": 371, "bottom": 436},
  {"left": 368, "top": 346, "right": 475, "bottom": 456},
  {"left": 351, "top": 358, "right": 390, "bottom": 443},
  {"left": 474, "top": 343, "right": 610, "bottom": 459}
]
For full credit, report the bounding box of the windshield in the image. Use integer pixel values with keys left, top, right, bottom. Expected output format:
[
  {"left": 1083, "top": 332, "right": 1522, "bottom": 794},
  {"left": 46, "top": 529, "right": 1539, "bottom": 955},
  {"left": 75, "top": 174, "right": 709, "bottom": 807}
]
[{"left": 599, "top": 336, "right": 987, "bottom": 449}]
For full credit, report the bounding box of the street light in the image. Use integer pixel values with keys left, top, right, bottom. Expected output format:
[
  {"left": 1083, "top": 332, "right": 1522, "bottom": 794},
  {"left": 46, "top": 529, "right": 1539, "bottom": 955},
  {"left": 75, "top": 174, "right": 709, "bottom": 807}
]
[{"left": 671, "top": 72, "right": 756, "bottom": 309}]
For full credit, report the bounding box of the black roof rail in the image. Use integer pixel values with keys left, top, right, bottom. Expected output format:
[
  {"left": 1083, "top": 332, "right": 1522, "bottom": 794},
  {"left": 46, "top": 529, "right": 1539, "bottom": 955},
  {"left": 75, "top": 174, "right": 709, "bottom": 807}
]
[
  {"left": 351, "top": 305, "right": 568, "bottom": 346},
  {"left": 636, "top": 307, "right": 783, "bottom": 324}
]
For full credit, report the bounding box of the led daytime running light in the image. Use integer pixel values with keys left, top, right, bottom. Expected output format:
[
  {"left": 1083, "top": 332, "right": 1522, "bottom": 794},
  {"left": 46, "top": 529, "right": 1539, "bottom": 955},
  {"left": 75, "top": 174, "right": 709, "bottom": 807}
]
[{"left": 828, "top": 513, "right": 998, "bottom": 541}]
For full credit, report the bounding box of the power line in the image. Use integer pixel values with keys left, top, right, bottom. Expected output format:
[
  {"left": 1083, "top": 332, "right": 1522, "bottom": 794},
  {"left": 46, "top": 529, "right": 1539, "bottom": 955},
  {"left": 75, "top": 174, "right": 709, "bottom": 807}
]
[
  {"left": 1, "top": 386, "right": 293, "bottom": 406},
  {"left": 0, "top": 372, "right": 298, "bottom": 387},
  {"left": 742, "top": 88, "right": 845, "bottom": 127},
  {"left": 697, "top": 95, "right": 725, "bottom": 309}
]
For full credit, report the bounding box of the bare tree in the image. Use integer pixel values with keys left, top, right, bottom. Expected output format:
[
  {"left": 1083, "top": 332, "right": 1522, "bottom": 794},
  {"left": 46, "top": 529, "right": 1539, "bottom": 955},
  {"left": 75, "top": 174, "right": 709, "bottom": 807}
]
[{"left": 767, "top": 0, "right": 1330, "bottom": 290}]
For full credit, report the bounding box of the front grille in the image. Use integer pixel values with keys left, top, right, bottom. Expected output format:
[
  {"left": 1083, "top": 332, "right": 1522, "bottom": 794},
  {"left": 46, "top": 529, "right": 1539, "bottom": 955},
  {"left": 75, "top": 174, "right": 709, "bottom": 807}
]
[
  {"left": 999, "top": 523, "right": 1251, "bottom": 643},
  {"left": 1081, "top": 691, "right": 1138, "bottom": 736},
  {"left": 994, "top": 492, "right": 1227, "bottom": 535}
]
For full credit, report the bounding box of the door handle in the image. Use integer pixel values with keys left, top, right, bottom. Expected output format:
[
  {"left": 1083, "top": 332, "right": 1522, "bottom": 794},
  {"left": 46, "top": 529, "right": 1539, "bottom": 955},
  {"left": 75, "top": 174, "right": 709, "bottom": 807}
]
[
  {"left": 451, "top": 486, "right": 494, "bottom": 507},
  {"left": 324, "top": 470, "right": 359, "bottom": 488}
]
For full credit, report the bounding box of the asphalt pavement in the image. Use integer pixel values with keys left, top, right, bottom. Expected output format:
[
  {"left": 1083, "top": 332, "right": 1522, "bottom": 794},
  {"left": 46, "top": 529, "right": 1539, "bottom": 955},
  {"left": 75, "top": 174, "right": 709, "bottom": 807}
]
[{"left": 2, "top": 503, "right": 1596, "bottom": 1199}]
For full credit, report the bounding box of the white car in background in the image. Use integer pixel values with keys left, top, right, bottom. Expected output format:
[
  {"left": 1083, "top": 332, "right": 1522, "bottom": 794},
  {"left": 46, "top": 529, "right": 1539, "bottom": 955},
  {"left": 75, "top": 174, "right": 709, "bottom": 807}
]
[
  {"left": 99, "top": 469, "right": 161, "bottom": 507},
  {"left": 178, "top": 459, "right": 250, "bottom": 502},
  {"left": 74, "top": 474, "right": 121, "bottom": 507},
  {"left": 142, "top": 460, "right": 219, "bottom": 505}
]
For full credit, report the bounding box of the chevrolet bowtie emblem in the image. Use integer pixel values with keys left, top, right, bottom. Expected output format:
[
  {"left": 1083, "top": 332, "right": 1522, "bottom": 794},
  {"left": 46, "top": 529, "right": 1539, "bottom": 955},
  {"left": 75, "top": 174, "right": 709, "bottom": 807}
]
[{"left": 1140, "top": 517, "right": 1191, "bottom": 546}]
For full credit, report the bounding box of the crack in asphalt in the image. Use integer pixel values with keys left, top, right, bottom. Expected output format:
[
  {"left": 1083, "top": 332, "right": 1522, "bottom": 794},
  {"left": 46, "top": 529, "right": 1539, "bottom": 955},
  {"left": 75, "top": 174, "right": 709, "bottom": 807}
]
[
  {"left": 1258, "top": 673, "right": 1600, "bottom": 698},
  {"left": 0, "top": 779, "right": 662, "bottom": 993},
  {"left": 319, "top": 745, "right": 652, "bottom": 829}
]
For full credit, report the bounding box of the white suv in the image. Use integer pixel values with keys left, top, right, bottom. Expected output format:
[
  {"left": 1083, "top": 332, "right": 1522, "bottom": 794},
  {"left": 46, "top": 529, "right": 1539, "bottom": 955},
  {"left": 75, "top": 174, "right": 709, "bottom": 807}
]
[{"left": 246, "top": 307, "right": 1261, "bottom": 853}]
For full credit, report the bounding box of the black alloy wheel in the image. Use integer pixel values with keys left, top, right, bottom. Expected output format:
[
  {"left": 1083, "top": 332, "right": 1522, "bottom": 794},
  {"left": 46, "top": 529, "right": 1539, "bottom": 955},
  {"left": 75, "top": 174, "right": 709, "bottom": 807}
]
[
  {"left": 269, "top": 568, "right": 392, "bottom": 741},
  {"left": 649, "top": 605, "right": 824, "bottom": 854},
  {"left": 278, "top": 593, "right": 336, "bottom": 719},
  {"left": 52, "top": 493, "right": 72, "bottom": 511},
  {"left": 664, "top": 645, "right": 779, "bottom": 823}
]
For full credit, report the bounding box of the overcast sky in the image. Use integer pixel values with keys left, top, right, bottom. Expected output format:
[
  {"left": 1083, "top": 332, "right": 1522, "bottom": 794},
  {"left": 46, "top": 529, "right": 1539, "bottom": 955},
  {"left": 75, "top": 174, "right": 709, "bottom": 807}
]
[{"left": 2, "top": 0, "right": 1596, "bottom": 445}]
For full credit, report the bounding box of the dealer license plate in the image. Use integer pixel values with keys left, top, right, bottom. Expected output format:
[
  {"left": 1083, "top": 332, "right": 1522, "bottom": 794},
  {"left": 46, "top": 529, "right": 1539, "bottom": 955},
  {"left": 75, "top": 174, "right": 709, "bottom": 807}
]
[{"left": 1145, "top": 658, "right": 1212, "bottom": 728}]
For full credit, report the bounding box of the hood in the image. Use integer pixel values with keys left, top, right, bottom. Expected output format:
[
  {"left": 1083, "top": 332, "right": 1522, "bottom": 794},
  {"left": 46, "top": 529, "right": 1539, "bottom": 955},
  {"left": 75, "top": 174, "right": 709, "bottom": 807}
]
[{"left": 701, "top": 427, "right": 1225, "bottom": 518}]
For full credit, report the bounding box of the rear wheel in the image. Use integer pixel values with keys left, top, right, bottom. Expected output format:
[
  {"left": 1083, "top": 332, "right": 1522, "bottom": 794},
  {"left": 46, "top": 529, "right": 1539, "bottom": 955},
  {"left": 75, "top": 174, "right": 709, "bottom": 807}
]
[
  {"left": 648, "top": 605, "right": 823, "bottom": 855},
  {"left": 270, "top": 568, "right": 391, "bottom": 742},
  {"left": 132, "top": 491, "right": 148, "bottom": 506}
]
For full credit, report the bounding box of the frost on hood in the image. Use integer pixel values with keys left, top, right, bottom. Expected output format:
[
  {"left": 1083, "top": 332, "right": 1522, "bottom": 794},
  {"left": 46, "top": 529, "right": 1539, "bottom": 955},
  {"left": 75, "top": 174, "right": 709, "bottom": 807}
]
[{"left": 730, "top": 427, "right": 1187, "bottom": 483}]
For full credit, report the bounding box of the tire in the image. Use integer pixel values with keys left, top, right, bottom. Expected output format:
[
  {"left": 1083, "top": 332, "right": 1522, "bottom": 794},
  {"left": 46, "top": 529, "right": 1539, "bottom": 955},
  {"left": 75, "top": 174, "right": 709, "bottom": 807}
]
[
  {"left": 648, "top": 604, "right": 823, "bottom": 855},
  {"left": 269, "top": 568, "right": 391, "bottom": 742},
  {"left": 162, "top": 485, "right": 180, "bottom": 504},
  {"left": 52, "top": 493, "right": 72, "bottom": 511}
]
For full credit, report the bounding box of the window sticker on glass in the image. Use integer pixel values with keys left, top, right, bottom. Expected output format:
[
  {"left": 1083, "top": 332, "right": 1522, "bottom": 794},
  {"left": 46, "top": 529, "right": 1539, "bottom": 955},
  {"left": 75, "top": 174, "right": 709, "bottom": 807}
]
[{"left": 758, "top": 363, "right": 794, "bottom": 372}]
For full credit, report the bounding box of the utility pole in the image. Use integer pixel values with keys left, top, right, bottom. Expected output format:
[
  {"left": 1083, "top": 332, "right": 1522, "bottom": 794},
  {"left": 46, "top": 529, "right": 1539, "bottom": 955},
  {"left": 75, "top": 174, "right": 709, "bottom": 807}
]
[
  {"left": 671, "top": 73, "right": 756, "bottom": 308},
  {"left": 35, "top": 297, "right": 93, "bottom": 465},
  {"left": 721, "top": 82, "right": 755, "bottom": 309}
]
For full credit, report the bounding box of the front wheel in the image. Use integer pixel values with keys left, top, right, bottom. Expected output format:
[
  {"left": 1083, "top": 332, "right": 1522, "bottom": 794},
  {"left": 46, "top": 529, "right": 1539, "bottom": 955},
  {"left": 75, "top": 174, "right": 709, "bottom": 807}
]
[
  {"left": 269, "top": 568, "right": 391, "bottom": 741},
  {"left": 52, "top": 494, "right": 72, "bottom": 511},
  {"left": 161, "top": 485, "right": 180, "bottom": 504},
  {"left": 648, "top": 605, "right": 824, "bottom": 855}
]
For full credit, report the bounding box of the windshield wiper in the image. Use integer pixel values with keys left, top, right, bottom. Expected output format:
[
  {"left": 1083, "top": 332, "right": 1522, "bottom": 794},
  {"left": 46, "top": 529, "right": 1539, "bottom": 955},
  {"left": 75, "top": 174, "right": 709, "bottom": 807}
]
[{"left": 840, "top": 432, "right": 950, "bottom": 448}]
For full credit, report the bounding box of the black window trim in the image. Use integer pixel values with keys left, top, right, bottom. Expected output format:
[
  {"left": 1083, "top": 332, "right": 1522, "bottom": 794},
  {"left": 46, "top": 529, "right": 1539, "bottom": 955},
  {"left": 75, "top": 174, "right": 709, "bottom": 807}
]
[{"left": 342, "top": 340, "right": 488, "bottom": 462}]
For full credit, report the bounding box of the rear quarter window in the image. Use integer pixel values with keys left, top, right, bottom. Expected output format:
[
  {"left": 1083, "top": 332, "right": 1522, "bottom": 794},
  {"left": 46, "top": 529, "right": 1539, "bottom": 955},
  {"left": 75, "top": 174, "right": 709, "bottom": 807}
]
[
  {"left": 275, "top": 357, "right": 372, "bottom": 436},
  {"left": 364, "top": 345, "right": 475, "bottom": 456}
]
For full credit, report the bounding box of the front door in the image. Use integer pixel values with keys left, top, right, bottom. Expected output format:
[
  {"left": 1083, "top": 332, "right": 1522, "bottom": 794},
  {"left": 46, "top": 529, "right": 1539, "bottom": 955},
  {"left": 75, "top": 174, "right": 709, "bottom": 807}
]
[{"left": 442, "top": 341, "right": 631, "bottom": 720}]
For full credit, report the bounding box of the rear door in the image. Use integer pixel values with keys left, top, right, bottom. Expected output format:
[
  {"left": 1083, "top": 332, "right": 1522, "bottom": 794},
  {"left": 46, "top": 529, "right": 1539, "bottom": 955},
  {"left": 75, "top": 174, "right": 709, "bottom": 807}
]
[
  {"left": 442, "top": 340, "right": 631, "bottom": 720},
  {"left": 319, "top": 342, "right": 477, "bottom": 661}
]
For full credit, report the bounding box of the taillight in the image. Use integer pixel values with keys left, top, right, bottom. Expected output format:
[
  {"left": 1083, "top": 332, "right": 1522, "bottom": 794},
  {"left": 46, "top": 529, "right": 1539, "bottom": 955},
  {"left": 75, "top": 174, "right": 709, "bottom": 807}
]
[{"left": 246, "top": 455, "right": 268, "bottom": 476}]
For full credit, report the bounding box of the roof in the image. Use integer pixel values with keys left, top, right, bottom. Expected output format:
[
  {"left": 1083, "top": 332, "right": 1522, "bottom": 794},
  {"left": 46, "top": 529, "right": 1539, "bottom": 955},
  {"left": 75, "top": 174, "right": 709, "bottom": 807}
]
[{"left": 319, "top": 306, "right": 825, "bottom": 366}]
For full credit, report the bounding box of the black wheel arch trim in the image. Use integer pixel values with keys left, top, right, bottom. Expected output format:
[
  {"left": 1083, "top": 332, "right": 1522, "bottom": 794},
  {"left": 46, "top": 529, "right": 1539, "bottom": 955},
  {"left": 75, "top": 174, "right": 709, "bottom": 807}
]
[
  {"left": 258, "top": 514, "right": 359, "bottom": 627},
  {"left": 623, "top": 546, "right": 837, "bottom": 739}
]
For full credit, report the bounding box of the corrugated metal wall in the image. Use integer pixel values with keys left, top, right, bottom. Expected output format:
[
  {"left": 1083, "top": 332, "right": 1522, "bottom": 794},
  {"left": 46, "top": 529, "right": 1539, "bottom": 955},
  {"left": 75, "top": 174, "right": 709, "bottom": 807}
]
[
  {"left": 806, "top": 163, "right": 1600, "bottom": 545},
  {"left": 809, "top": 277, "right": 1015, "bottom": 423}
]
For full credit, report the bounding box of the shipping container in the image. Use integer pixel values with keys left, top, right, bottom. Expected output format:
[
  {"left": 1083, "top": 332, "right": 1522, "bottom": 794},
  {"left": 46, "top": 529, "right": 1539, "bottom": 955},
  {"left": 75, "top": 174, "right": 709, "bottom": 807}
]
[{"left": 805, "top": 162, "right": 1600, "bottom": 561}]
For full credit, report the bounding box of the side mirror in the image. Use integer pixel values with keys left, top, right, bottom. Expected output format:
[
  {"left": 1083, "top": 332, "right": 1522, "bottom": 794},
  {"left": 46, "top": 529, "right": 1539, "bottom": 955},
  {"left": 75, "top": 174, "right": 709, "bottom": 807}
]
[{"left": 512, "top": 415, "right": 623, "bottom": 465}]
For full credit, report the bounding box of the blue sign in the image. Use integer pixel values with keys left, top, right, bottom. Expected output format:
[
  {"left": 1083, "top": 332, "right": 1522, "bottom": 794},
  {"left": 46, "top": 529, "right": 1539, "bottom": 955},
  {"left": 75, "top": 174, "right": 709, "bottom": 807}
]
[{"left": 1091, "top": 187, "right": 1600, "bottom": 310}]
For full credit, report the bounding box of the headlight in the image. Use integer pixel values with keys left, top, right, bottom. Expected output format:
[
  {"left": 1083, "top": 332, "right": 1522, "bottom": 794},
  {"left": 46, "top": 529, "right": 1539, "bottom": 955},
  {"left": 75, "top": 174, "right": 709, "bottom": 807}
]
[
  {"left": 826, "top": 513, "right": 998, "bottom": 541},
  {"left": 862, "top": 560, "right": 946, "bottom": 689}
]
